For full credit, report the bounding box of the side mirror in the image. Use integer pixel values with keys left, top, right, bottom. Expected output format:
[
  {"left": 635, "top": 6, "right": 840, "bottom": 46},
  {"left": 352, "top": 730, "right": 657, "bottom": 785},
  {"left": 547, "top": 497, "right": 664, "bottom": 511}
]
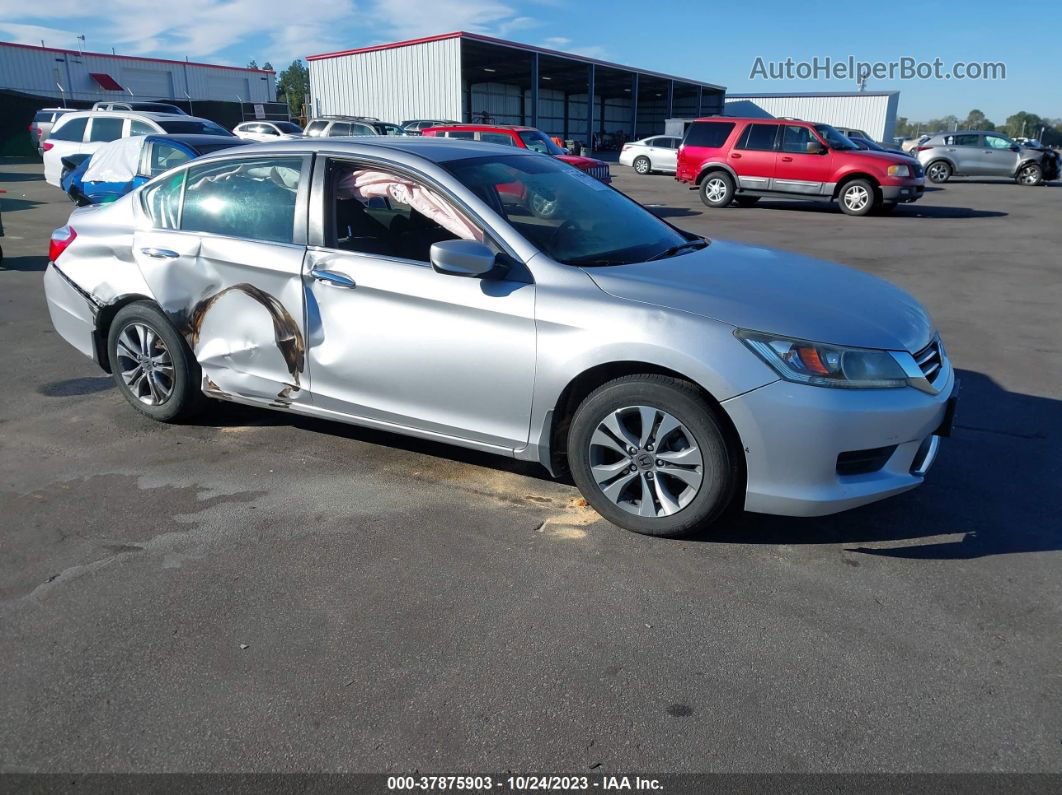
[
  {"left": 430, "top": 240, "right": 497, "bottom": 278},
  {"left": 806, "top": 141, "right": 827, "bottom": 155}
]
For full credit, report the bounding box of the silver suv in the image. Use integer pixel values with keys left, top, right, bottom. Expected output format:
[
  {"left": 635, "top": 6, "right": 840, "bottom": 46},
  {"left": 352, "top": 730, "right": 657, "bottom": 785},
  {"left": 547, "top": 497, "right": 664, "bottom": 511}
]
[{"left": 916, "top": 130, "right": 1060, "bottom": 185}]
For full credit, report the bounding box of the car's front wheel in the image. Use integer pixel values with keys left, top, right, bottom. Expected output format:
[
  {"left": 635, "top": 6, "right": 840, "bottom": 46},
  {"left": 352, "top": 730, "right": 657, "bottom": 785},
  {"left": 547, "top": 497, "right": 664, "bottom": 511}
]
[
  {"left": 699, "top": 172, "right": 735, "bottom": 208},
  {"left": 633, "top": 156, "right": 651, "bottom": 175},
  {"left": 568, "top": 375, "right": 736, "bottom": 537},
  {"left": 838, "top": 179, "right": 876, "bottom": 216},
  {"left": 1016, "top": 162, "right": 1043, "bottom": 186},
  {"left": 107, "top": 302, "right": 206, "bottom": 423}
]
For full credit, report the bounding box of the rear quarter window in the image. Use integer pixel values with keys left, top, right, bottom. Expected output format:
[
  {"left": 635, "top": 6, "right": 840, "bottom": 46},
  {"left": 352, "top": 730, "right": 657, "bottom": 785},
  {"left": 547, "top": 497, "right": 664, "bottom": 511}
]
[
  {"left": 683, "top": 121, "right": 735, "bottom": 148},
  {"left": 49, "top": 117, "right": 88, "bottom": 142}
]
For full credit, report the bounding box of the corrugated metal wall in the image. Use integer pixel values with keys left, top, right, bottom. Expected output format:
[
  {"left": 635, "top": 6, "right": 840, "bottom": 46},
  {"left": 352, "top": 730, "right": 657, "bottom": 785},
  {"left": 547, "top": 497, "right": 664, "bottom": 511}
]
[
  {"left": 309, "top": 38, "right": 462, "bottom": 122},
  {"left": 724, "top": 94, "right": 897, "bottom": 141},
  {"left": 0, "top": 43, "right": 275, "bottom": 103}
]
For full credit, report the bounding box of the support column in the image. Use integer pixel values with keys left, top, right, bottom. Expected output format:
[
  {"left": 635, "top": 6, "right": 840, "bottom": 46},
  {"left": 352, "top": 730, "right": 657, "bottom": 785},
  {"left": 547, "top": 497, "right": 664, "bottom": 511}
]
[
  {"left": 630, "top": 73, "right": 639, "bottom": 139},
  {"left": 530, "top": 52, "right": 539, "bottom": 129},
  {"left": 665, "top": 79, "right": 674, "bottom": 121},
  {"left": 586, "top": 63, "right": 595, "bottom": 154},
  {"left": 697, "top": 86, "right": 703, "bottom": 116}
]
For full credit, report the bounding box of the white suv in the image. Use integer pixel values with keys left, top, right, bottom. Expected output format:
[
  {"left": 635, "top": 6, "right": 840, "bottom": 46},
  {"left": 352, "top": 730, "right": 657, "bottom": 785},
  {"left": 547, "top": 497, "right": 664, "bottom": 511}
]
[
  {"left": 42, "top": 111, "right": 233, "bottom": 187},
  {"left": 233, "top": 121, "right": 305, "bottom": 141}
]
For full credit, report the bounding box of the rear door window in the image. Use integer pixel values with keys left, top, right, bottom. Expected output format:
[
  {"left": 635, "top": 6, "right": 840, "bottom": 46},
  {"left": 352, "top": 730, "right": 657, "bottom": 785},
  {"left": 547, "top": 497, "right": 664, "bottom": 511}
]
[
  {"left": 88, "top": 116, "right": 125, "bottom": 143},
  {"left": 181, "top": 157, "right": 304, "bottom": 244},
  {"left": 50, "top": 117, "right": 88, "bottom": 142},
  {"left": 479, "top": 132, "right": 515, "bottom": 146},
  {"left": 446, "top": 131, "right": 475, "bottom": 140},
  {"left": 328, "top": 122, "right": 352, "bottom": 136},
  {"left": 130, "top": 120, "right": 157, "bottom": 136},
  {"left": 737, "top": 124, "right": 779, "bottom": 151},
  {"left": 682, "top": 121, "right": 735, "bottom": 148},
  {"left": 944, "top": 134, "right": 979, "bottom": 147}
]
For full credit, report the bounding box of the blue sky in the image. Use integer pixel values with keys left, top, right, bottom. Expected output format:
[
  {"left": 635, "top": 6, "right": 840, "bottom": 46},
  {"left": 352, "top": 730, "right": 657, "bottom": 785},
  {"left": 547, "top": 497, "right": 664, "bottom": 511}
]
[{"left": 0, "top": 0, "right": 1057, "bottom": 123}]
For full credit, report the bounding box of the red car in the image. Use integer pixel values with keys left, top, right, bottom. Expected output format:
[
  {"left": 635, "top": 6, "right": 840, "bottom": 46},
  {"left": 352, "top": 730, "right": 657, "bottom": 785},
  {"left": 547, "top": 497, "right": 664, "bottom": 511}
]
[
  {"left": 422, "top": 124, "right": 611, "bottom": 183},
  {"left": 675, "top": 117, "right": 924, "bottom": 216}
]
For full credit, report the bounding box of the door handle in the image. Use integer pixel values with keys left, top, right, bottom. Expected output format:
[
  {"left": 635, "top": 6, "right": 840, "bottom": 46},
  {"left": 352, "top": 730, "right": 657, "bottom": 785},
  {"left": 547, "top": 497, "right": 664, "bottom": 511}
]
[
  {"left": 781, "top": 156, "right": 793, "bottom": 162},
  {"left": 310, "top": 268, "right": 356, "bottom": 288},
  {"left": 140, "top": 247, "right": 178, "bottom": 259},
  {"left": 730, "top": 153, "right": 742, "bottom": 158}
]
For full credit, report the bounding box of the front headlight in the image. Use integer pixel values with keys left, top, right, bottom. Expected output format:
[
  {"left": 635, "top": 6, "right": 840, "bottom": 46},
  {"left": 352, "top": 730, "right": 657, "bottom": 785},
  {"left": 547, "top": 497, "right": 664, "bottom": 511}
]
[
  {"left": 887, "top": 164, "right": 911, "bottom": 177},
  {"left": 736, "top": 330, "right": 909, "bottom": 389}
]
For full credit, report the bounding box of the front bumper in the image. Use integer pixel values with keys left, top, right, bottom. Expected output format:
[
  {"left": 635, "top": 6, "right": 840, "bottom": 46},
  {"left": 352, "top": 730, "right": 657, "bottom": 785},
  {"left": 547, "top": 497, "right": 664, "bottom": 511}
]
[
  {"left": 43, "top": 262, "right": 99, "bottom": 362},
  {"left": 721, "top": 367, "right": 955, "bottom": 517},
  {"left": 880, "top": 181, "right": 925, "bottom": 203}
]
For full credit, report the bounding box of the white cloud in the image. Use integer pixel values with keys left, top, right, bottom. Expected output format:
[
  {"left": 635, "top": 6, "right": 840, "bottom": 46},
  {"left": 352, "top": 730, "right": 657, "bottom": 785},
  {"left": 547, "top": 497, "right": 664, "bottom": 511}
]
[
  {"left": 0, "top": 21, "right": 78, "bottom": 48},
  {"left": 367, "top": 0, "right": 530, "bottom": 39}
]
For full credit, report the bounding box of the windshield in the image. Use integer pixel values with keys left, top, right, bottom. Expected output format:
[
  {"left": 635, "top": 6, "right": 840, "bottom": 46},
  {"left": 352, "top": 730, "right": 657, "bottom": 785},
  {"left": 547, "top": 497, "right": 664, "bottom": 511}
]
[
  {"left": 813, "top": 124, "right": 858, "bottom": 151},
  {"left": 158, "top": 120, "right": 233, "bottom": 136},
  {"left": 445, "top": 154, "right": 695, "bottom": 266},
  {"left": 518, "top": 130, "right": 565, "bottom": 155},
  {"left": 274, "top": 121, "right": 303, "bottom": 134}
]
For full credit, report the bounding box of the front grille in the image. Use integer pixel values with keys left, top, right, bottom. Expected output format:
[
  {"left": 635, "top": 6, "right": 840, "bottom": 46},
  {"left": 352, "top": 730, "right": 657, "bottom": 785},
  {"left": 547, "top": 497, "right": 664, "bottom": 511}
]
[
  {"left": 585, "top": 165, "right": 611, "bottom": 182},
  {"left": 837, "top": 445, "right": 898, "bottom": 476},
  {"left": 914, "top": 338, "right": 945, "bottom": 385}
]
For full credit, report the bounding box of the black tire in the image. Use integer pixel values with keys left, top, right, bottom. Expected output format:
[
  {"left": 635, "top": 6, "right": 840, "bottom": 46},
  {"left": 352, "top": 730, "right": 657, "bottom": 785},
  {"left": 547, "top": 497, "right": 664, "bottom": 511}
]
[
  {"left": 698, "top": 171, "right": 735, "bottom": 208},
  {"left": 632, "top": 156, "right": 651, "bottom": 175},
  {"left": 107, "top": 302, "right": 206, "bottom": 423},
  {"left": 734, "top": 195, "right": 760, "bottom": 207},
  {"left": 567, "top": 375, "right": 737, "bottom": 538},
  {"left": 925, "top": 160, "right": 952, "bottom": 183},
  {"left": 838, "top": 178, "right": 877, "bottom": 216},
  {"left": 1015, "top": 162, "right": 1043, "bottom": 186}
]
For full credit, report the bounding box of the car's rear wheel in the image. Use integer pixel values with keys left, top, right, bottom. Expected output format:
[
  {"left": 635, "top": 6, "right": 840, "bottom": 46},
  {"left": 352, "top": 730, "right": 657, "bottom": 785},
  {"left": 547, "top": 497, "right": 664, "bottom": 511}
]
[
  {"left": 568, "top": 375, "right": 736, "bottom": 537},
  {"left": 838, "top": 179, "right": 876, "bottom": 216},
  {"left": 699, "top": 172, "right": 735, "bottom": 208},
  {"left": 633, "top": 156, "right": 651, "bottom": 175},
  {"left": 107, "top": 302, "right": 206, "bottom": 423},
  {"left": 926, "top": 160, "right": 952, "bottom": 183},
  {"left": 1016, "top": 162, "right": 1043, "bottom": 186},
  {"left": 734, "top": 196, "right": 760, "bottom": 207}
]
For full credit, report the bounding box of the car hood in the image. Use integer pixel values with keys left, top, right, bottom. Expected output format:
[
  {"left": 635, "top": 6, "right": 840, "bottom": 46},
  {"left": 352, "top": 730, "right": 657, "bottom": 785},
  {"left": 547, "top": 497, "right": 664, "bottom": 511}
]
[
  {"left": 844, "top": 149, "right": 917, "bottom": 166},
  {"left": 584, "top": 239, "right": 935, "bottom": 352},
  {"left": 557, "top": 154, "right": 607, "bottom": 170}
]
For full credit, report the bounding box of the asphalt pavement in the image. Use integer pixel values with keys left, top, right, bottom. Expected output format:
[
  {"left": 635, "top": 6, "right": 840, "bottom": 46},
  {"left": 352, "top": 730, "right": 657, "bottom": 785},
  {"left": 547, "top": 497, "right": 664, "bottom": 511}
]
[{"left": 1, "top": 159, "right": 1059, "bottom": 773}]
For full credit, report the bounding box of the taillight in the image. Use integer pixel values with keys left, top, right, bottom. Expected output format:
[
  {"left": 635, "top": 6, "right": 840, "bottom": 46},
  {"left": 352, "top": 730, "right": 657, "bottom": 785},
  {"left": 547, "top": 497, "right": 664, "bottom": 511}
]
[
  {"left": 42, "top": 141, "right": 54, "bottom": 151},
  {"left": 49, "top": 226, "right": 77, "bottom": 262},
  {"left": 914, "top": 145, "right": 931, "bottom": 152}
]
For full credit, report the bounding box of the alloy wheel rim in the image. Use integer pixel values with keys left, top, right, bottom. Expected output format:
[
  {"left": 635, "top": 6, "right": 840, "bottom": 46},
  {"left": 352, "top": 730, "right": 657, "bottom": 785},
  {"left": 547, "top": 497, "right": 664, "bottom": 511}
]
[
  {"left": 588, "top": 405, "right": 704, "bottom": 518},
  {"left": 115, "top": 322, "right": 175, "bottom": 406},
  {"left": 705, "top": 178, "right": 727, "bottom": 203},
  {"left": 635, "top": 159, "right": 649, "bottom": 173},
  {"left": 845, "top": 185, "right": 870, "bottom": 211},
  {"left": 1020, "top": 166, "right": 1039, "bottom": 184},
  {"left": 929, "top": 164, "right": 947, "bottom": 181}
]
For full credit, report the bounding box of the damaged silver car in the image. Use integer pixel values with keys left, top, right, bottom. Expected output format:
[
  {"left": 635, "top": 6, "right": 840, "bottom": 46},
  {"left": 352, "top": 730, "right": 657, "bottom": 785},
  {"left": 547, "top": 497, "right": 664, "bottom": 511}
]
[{"left": 44, "top": 138, "right": 955, "bottom": 537}]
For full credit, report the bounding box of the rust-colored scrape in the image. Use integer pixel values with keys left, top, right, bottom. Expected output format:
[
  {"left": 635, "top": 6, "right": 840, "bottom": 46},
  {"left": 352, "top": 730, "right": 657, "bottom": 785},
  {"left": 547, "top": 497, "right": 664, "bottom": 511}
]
[{"left": 186, "top": 283, "right": 305, "bottom": 387}]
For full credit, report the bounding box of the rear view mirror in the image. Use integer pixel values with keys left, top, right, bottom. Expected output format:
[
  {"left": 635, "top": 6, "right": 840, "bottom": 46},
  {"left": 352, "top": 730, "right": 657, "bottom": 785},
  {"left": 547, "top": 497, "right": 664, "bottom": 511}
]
[
  {"left": 430, "top": 240, "right": 497, "bottom": 278},
  {"left": 806, "top": 141, "right": 827, "bottom": 155}
]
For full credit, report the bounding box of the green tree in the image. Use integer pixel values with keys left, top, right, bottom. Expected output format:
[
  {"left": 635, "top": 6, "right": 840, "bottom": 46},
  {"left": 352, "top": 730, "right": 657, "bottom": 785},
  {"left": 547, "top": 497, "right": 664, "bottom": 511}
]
[
  {"left": 277, "top": 59, "right": 310, "bottom": 116},
  {"left": 247, "top": 59, "right": 259, "bottom": 70},
  {"left": 1004, "top": 111, "right": 1043, "bottom": 139},
  {"left": 262, "top": 61, "right": 273, "bottom": 72},
  {"left": 962, "top": 109, "right": 994, "bottom": 130}
]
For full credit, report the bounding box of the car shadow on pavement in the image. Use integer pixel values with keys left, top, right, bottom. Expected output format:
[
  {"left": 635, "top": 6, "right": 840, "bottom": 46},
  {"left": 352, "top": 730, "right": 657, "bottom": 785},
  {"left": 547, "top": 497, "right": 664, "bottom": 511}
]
[
  {"left": 0, "top": 255, "right": 48, "bottom": 272},
  {"left": 646, "top": 206, "right": 701, "bottom": 219},
  {"left": 746, "top": 201, "right": 1007, "bottom": 219},
  {"left": 0, "top": 169, "right": 45, "bottom": 183},
  {"left": 704, "top": 369, "right": 1060, "bottom": 559},
  {"left": 0, "top": 196, "right": 48, "bottom": 213}
]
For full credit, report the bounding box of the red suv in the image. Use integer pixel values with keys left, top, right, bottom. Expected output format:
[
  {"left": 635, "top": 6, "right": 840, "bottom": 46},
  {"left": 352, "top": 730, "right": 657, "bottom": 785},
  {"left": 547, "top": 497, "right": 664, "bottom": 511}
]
[
  {"left": 422, "top": 124, "right": 611, "bottom": 183},
  {"left": 675, "top": 117, "right": 924, "bottom": 215}
]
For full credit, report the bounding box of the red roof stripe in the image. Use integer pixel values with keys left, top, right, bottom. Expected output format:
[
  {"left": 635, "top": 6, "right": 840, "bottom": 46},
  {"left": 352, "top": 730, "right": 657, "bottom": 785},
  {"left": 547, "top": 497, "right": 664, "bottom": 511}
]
[
  {"left": 0, "top": 40, "right": 275, "bottom": 74},
  {"left": 306, "top": 32, "right": 462, "bottom": 61}
]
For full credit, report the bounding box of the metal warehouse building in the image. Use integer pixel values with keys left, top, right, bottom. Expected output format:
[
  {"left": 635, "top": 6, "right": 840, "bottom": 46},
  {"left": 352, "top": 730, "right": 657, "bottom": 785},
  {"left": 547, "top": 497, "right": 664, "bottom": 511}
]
[
  {"left": 0, "top": 41, "right": 276, "bottom": 105},
  {"left": 308, "top": 32, "right": 725, "bottom": 150},
  {"left": 723, "top": 91, "right": 900, "bottom": 142}
]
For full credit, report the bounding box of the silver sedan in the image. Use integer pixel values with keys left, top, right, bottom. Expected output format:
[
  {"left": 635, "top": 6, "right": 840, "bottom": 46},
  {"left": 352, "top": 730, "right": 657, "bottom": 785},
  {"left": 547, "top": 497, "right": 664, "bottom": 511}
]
[
  {"left": 43, "top": 137, "right": 955, "bottom": 537},
  {"left": 618, "top": 136, "right": 681, "bottom": 174}
]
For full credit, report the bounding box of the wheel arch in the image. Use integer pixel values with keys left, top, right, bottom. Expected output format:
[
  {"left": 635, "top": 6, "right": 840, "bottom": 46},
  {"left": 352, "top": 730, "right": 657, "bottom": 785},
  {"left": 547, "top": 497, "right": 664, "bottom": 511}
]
[
  {"left": 832, "top": 171, "right": 880, "bottom": 199},
  {"left": 695, "top": 162, "right": 737, "bottom": 185},
  {"left": 542, "top": 361, "right": 746, "bottom": 501},
  {"left": 92, "top": 294, "right": 157, "bottom": 373}
]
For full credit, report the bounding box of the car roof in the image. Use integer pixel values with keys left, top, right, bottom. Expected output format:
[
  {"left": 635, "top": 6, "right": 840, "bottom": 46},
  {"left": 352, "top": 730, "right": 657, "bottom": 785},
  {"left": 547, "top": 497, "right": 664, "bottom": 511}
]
[
  {"left": 57, "top": 110, "right": 201, "bottom": 121},
  {"left": 183, "top": 135, "right": 539, "bottom": 164},
  {"left": 144, "top": 133, "right": 253, "bottom": 148},
  {"left": 427, "top": 124, "right": 534, "bottom": 132},
  {"left": 690, "top": 116, "right": 810, "bottom": 125}
]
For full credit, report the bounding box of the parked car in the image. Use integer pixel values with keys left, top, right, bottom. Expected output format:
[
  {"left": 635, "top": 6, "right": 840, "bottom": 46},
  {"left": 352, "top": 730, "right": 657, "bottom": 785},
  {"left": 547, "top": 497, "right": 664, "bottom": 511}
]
[
  {"left": 422, "top": 124, "right": 611, "bottom": 183},
  {"left": 233, "top": 121, "right": 305, "bottom": 141},
  {"left": 619, "top": 136, "right": 681, "bottom": 175},
  {"left": 61, "top": 134, "right": 251, "bottom": 205},
  {"left": 304, "top": 116, "right": 407, "bottom": 137},
  {"left": 401, "top": 119, "right": 461, "bottom": 135},
  {"left": 92, "top": 101, "right": 188, "bottom": 115},
  {"left": 835, "top": 128, "right": 905, "bottom": 154},
  {"left": 42, "top": 137, "right": 954, "bottom": 537},
  {"left": 849, "top": 136, "right": 919, "bottom": 162},
  {"left": 902, "top": 135, "right": 930, "bottom": 153},
  {"left": 29, "top": 108, "right": 74, "bottom": 154},
  {"left": 913, "top": 130, "right": 1061, "bottom": 185},
  {"left": 675, "top": 117, "right": 925, "bottom": 216},
  {"left": 42, "top": 111, "right": 234, "bottom": 187}
]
